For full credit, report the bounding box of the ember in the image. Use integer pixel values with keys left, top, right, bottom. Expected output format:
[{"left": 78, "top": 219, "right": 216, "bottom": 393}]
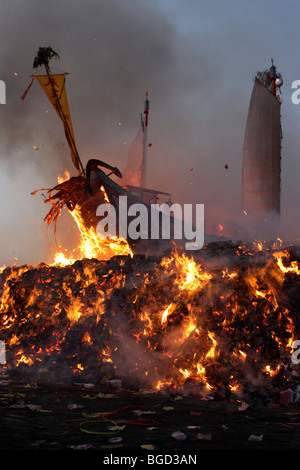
[{"left": 0, "top": 240, "right": 299, "bottom": 405}]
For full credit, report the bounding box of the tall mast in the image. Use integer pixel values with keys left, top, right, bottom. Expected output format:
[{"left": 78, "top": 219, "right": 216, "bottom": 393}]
[{"left": 141, "top": 91, "right": 149, "bottom": 188}]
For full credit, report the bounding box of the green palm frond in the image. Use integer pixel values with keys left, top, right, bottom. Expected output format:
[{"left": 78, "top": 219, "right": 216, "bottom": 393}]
[{"left": 33, "top": 47, "right": 60, "bottom": 69}]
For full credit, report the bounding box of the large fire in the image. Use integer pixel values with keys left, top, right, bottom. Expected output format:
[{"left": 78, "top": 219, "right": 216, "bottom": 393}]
[
  {"left": 52, "top": 171, "right": 133, "bottom": 266},
  {"left": 0, "top": 177, "right": 299, "bottom": 403}
]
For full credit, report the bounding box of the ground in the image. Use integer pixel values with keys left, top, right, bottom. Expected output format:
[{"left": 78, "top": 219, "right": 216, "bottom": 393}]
[{"left": 0, "top": 379, "right": 299, "bottom": 462}]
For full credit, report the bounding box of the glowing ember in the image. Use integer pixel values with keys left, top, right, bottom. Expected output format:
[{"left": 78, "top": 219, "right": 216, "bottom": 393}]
[
  {"left": 70, "top": 205, "right": 132, "bottom": 260},
  {"left": 0, "top": 240, "right": 299, "bottom": 404},
  {"left": 52, "top": 252, "right": 76, "bottom": 267},
  {"left": 53, "top": 171, "right": 133, "bottom": 265}
]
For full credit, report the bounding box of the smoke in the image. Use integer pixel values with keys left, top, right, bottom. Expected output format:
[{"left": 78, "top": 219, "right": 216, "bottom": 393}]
[{"left": 0, "top": 0, "right": 300, "bottom": 266}]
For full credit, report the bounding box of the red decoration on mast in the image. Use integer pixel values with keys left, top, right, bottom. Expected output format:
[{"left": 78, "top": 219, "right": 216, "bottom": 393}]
[
  {"left": 141, "top": 92, "right": 149, "bottom": 188},
  {"left": 269, "top": 58, "right": 277, "bottom": 95},
  {"left": 144, "top": 91, "right": 149, "bottom": 127}
]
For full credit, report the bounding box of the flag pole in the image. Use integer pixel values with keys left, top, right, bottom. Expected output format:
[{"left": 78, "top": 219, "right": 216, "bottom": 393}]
[{"left": 141, "top": 91, "right": 149, "bottom": 188}]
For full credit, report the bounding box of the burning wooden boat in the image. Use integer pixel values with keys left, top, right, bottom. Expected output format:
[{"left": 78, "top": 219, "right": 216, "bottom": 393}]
[{"left": 26, "top": 48, "right": 196, "bottom": 255}]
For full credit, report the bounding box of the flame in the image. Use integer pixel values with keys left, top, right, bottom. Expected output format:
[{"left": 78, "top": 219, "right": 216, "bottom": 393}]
[
  {"left": 179, "top": 368, "right": 191, "bottom": 379},
  {"left": 273, "top": 250, "right": 300, "bottom": 275},
  {"left": 53, "top": 172, "right": 133, "bottom": 265},
  {"left": 264, "top": 365, "right": 281, "bottom": 377},
  {"left": 52, "top": 252, "right": 76, "bottom": 267},
  {"left": 239, "top": 350, "right": 247, "bottom": 361},
  {"left": 67, "top": 297, "right": 83, "bottom": 324},
  {"left": 71, "top": 205, "right": 132, "bottom": 260},
  {"left": 205, "top": 331, "right": 217, "bottom": 359},
  {"left": 57, "top": 170, "right": 71, "bottom": 184},
  {"left": 1, "top": 229, "right": 299, "bottom": 398},
  {"left": 245, "top": 274, "right": 267, "bottom": 299},
  {"left": 162, "top": 251, "right": 212, "bottom": 293},
  {"left": 161, "top": 303, "right": 176, "bottom": 325},
  {"left": 255, "top": 241, "right": 263, "bottom": 251},
  {"left": 82, "top": 332, "right": 92, "bottom": 344},
  {"left": 15, "top": 351, "right": 34, "bottom": 367}
]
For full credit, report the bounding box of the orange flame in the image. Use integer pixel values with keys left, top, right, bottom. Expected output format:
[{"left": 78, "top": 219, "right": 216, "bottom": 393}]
[{"left": 53, "top": 172, "right": 133, "bottom": 265}]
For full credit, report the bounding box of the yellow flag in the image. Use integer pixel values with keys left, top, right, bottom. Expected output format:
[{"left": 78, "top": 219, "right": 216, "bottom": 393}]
[{"left": 35, "top": 74, "right": 81, "bottom": 172}]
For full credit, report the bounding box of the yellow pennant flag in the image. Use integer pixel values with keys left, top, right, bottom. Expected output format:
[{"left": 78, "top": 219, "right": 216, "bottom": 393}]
[{"left": 35, "top": 73, "right": 81, "bottom": 173}]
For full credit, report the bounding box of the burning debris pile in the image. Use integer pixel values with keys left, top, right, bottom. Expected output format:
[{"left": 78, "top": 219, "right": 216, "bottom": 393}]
[{"left": 0, "top": 240, "right": 299, "bottom": 404}]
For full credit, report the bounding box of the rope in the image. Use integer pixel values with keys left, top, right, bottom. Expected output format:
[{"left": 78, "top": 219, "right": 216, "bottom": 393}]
[
  {"left": 80, "top": 419, "right": 120, "bottom": 436},
  {"left": 78, "top": 405, "right": 160, "bottom": 435}
]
